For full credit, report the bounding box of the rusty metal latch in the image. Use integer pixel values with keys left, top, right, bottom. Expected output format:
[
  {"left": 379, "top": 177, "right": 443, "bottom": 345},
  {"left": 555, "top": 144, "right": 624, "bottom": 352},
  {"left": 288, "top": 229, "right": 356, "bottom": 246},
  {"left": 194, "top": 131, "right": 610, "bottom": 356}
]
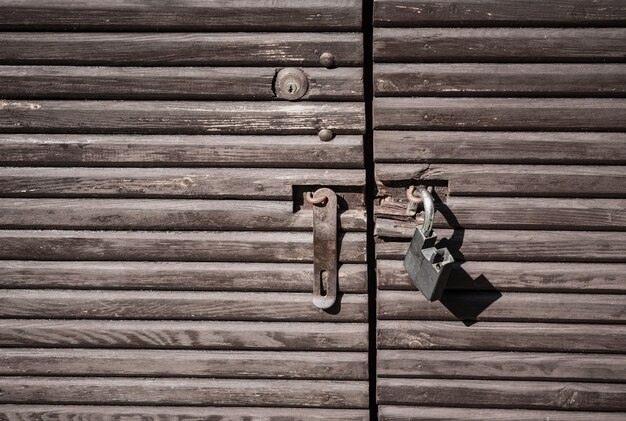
[{"left": 306, "top": 187, "right": 338, "bottom": 309}]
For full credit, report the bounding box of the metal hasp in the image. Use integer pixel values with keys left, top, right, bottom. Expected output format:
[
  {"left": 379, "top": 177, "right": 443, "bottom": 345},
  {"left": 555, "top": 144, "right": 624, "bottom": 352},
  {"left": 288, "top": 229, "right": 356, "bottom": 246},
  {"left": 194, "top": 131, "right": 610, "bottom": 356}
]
[
  {"left": 307, "top": 187, "right": 338, "bottom": 309},
  {"left": 403, "top": 186, "right": 455, "bottom": 302}
]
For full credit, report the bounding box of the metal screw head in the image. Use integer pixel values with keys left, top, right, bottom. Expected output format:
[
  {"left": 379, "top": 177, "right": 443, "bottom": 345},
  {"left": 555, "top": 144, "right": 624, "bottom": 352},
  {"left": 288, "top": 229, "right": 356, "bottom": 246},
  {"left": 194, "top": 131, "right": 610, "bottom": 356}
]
[
  {"left": 274, "top": 68, "right": 309, "bottom": 101},
  {"left": 319, "top": 52, "right": 335, "bottom": 68},
  {"left": 318, "top": 129, "right": 334, "bottom": 142}
]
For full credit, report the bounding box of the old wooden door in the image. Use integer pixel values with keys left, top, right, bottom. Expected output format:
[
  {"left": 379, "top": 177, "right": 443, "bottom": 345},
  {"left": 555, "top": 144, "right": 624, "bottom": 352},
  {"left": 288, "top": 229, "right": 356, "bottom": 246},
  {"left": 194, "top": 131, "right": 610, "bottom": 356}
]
[{"left": 0, "top": 1, "right": 370, "bottom": 419}]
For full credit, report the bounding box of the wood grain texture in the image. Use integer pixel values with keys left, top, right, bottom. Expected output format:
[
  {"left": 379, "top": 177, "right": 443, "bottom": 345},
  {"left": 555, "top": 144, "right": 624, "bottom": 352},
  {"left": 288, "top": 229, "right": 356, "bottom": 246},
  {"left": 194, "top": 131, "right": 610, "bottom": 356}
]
[
  {"left": 374, "top": 28, "right": 626, "bottom": 62},
  {"left": 373, "top": 98, "right": 626, "bottom": 130},
  {"left": 0, "top": 67, "right": 363, "bottom": 101},
  {"left": 374, "top": 64, "right": 626, "bottom": 97},
  {"left": 377, "top": 378, "right": 626, "bottom": 410},
  {"left": 0, "top": 0, "right": 362, "bottom": 31},
  {"left": 0, "top": 377, "right": 369, "bottom": 408},
  {"left": 374, "top": 131, "right": 626, "bottom": 164},
  {"left": 378, "top": 350, "right": 626, "bottom": 382},
  {"left": 0, "top": 319, "right": 368, "bottom": 350},
  {"left": 374, "top": 0, "right": 626, "bottom": 26},
  {"left": 377, "top": 320, "right": 626, "bottom": 352},
  {"left": 0, "top": 261, "right": 368, "bottom": 293},
  {"left": 377, "top": 260, "right": 626, "bottom": 293},
  {"left": 0, "top": 33, "right": 363, "bottom": 66},
  {"left": 0, "top": 101, "right": 365, "bottom": 135},
  {"left": 0, "top": 230, "right": 367, "bottom": 263},
  {"left": 0, "top": 167, "right": 365, "bottom": 199},
  {"left": 0, "top": 134, "right": 364, "bottom": 168},
  {"left": 1, "top": 348, "right": 368, "bottom": 380},
  {"left": 0, "top": 406, "right": 370, "bottom": 421},
  {"left": 377, "top": 290, "right": 626, "bottom": 323},
  {"left": 0, "top": 290, "right": 368, "bottom": 322},
  {"left": 375, "top": 227, "right": 626, "bottom": 263},
  {"left": 376, "top": 164, "right": 626, "bottom": 198},
  {"left": 0, "top": 199, "right": 367, "bottom": 231}
]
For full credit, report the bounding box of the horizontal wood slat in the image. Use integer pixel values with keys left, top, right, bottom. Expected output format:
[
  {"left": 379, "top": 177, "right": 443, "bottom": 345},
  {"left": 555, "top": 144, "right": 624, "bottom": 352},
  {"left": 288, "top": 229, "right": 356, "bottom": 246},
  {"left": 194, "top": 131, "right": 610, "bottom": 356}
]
[
  {"left": 0, "top": 231, "right": 367, "bottom": 263},
  {"left": 0, "top": 0, "right": 362, "bottom": 31},
  {"left": 374, "top": 64, "right": 626, "bottom": 97},
  {"left": 374, "top": 0, "right": 626, "bottom": 26},
  {"left": 374, "top": 28, "right": 626, "bottom": 62},
  {"left": 0, "top": 377, "right": 369, "bottom": 408},
  {"left": 377, "top": 320, "right": 626, "bottom": 352},
  {"left": 0, "top": 290, "right": 368, "bottom": 322},
  {"left": 377, "top": 291, "right": 626, "bottom": 323},
  {"left": 0, "top": 101, "right": 365, "bottom": 135},
  {"left": 375, "top": 227, "right": 626, "bottom": 262},
  {"left": 0, "top": 405, "right": 370, "bottom": 421},
  {"left": 374, "top": 131, "right": 626, "bottom": 164},
  {"left": 0, "top": 168, "right": 365, "bottom": 199},
  {"left": 374, "top": 98, "right": 626, "bottom": 130},
  {"left": 0, "top": 320, "right": 368, "bottom": 350},
  {"left": 0, "top": 67, "right": 363, "bottom": 101},
  {"left": 377, "top": 378, "right": 626, "bottom": 411},
  {"left": 0, "top": 199, "right": 367, "bottom": 231},
  {"left": 0, "top": 33, "right": 363, "bottom": 66},
  {"left": 376, "top": 164, "right": 626, "bottom": 198},
  {"left": 1, "top": 348, "right": 368, "bottom": 380},
  {"left": 377, "top": 260, "right": 626, "bottom": 293},
  {"left": 378, "top": 350, "right": 626, "bottom": 382},
  {"left": 0, "top": 261, "right": 368, "bottom": 293},
  {"left": 378, "top": 406, "right": 626, "bottom": 421}
]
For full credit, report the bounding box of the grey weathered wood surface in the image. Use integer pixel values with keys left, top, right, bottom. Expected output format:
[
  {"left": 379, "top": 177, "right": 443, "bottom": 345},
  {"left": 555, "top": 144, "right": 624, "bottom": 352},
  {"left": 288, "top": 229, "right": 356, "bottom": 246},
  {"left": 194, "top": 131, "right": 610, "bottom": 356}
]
[
  {"left": 0, "top": 33, "right": 363, "bottom": 66},
  {"left": 0, "top": 67, "right": 363, "bottom": 100},
  {"left": 374, "top": 64, "right": 626, "bottom": 97},
  {"left": 1, "top": 348, "right": 368, "bottom": 380},
  {"left": 0, "top": 320, "right": 369, "bottom": 350},
  {"left": 377, "top": 350, "right": 626, "bottom": 382},
  {"left": 374, "top": 98, "right": 626, "bottom": 130},
  {"left": 0, "top": 101, "right": 365, "bottom": 134},
  {"left": 374, "top": 28, "right": 626, "bottom": 62},
  {"left": 377, "top": 260, "right": 626, "bottom": 293},
  {"left": 0, "top": 0, "right": 363, "bottom": 31},
  {"left": 374, "top": 0, "right": 626, "bottom": 26},
  {"left": 0, "top": 261, "right": 368, "bottom": 293}
]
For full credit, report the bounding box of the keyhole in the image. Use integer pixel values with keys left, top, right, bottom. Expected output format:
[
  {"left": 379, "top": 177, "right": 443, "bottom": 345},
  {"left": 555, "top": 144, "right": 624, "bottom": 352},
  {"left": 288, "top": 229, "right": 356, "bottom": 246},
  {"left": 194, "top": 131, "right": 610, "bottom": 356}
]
[
  {"left": 286, "top": 81, "right": 298, "bottom": 94},
  {"left": 319, "top": 270, "right": 328, "bottom": 297}
]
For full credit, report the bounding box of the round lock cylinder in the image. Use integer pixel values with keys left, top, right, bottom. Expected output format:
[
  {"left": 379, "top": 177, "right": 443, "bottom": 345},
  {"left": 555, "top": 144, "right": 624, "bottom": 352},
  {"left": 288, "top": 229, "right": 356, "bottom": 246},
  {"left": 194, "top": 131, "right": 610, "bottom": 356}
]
[{"left": 274, "top": 68, "right": 309, "bottom": 101}]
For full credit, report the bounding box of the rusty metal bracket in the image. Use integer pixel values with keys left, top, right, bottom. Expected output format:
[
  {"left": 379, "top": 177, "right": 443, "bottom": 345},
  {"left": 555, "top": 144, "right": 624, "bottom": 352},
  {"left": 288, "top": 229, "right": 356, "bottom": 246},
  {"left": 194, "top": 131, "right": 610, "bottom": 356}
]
[{"left": 308, "top": 187, "right": 338, "bottom": 309}]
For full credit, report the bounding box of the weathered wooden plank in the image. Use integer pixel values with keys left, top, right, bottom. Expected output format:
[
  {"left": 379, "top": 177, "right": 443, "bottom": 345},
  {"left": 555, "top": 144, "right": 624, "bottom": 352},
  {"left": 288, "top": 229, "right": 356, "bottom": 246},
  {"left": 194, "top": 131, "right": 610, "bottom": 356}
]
[
  {"left": 377, "top": 260, "right": 626, "bottom": 293},
  {"left": 0, "top": 101, "right": 365, "bottom": 135},
  {"left": 0, "top": 168, "right": 364, "bottom": 199},
  {"left": 0, "top": 33, "right": 363, "bottom": 66},
  {"left": 376, "top": 164, "right": 626, "bottom": 198},
  {"left": 378, "top": 291, "right": 626, "bottom": 323},
  {"left": 0, "top": 406, "right": 370, "bottom": 421},
  {"left": 374, "top": 64, "right": 626, "bottom": 97},
  {"left": 0, "top": 261, "right": 368, "bottom": 293},
  {"left": 0, "top": 0, "right": 362, "bottom": 31},
  {"left": 375, "top": 227, "right": 626, "bottom": 263},
  {"left": 374, "top": 28, "right": 626, "bottom": 62},
  {"left": 374, "top": 0, "right": 626, "bottom": 26},
  {"left": 378, "top": 350, "right": 626, "bottom": 382},
  {"left": 0, "top": 290, "right": 368, "bottom": 322},
  {"left": 377, "top": 320, "right": 626, "bottom": 352},
  {"left": 0, "top": 377, "right": 369, "bottom": 408},
  {"left": 0, "top": 199, "right": 367, "bottom": 231},
  {"left": 1, "top": 348, "right": 368, "bottom": 380},
  {"left": 0, "top": 231, "right": 367, "bottom": 263},
  {"left": 374, "top": 131, "right": 626, "bottom": 164},
  {"left": 377, "top": 378, "right": 626, "bottom": 410},
  {"left": 0, "top": 67, "right": 363, "bottom": 101},
  {"left": 0, "top": 320, "right": 368, "bottom": 350},
  {"left": 374, "top": 98, "right": 626, "bottom": 130}
]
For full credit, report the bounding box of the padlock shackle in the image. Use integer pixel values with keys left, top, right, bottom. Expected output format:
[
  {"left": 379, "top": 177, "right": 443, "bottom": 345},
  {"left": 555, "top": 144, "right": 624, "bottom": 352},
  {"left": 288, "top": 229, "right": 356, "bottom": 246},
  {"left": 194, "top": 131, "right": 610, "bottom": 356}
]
[{"left": 415, "top": 186, "right": 435, "bottom": 236}]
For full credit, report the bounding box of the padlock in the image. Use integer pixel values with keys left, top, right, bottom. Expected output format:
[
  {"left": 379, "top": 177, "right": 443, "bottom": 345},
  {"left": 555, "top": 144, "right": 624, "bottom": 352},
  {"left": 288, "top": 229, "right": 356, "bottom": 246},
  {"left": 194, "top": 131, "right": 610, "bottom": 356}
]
[{"left": 403, "top": 186, "right": 455, "bottom": 302}]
